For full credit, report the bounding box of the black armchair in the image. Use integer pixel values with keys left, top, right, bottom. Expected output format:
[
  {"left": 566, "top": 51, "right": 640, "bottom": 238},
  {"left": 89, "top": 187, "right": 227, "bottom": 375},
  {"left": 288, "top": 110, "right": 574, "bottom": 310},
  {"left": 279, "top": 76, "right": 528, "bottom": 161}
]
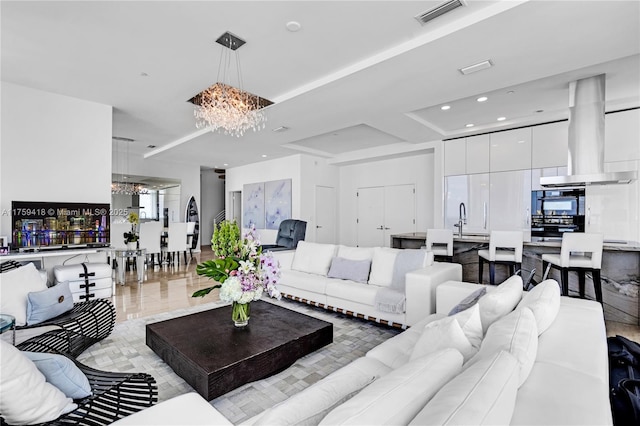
[{"left": 261, "top": 219, "right": 307, "bottom": 251}]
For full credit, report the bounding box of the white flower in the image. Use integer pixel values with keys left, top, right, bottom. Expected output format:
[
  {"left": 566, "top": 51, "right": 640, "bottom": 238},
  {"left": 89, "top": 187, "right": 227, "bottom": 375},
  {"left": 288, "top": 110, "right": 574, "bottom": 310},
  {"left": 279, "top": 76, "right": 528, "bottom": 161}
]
[
  {"left": 238, "top": 260, "right": 256, "bottom": 275},
  {"left": 219, "top": 276, "right": 243, "bottom": 303},
  {"left": 239, "top": 291, "right": 255, "bottom": 304}
]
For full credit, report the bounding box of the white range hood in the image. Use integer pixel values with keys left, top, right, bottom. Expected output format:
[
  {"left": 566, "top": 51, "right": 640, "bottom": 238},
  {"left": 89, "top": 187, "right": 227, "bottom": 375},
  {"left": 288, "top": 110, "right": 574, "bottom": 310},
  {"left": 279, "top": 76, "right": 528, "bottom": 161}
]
[{"left": 540, "top": 74, "right": 637, "bottom": 188}]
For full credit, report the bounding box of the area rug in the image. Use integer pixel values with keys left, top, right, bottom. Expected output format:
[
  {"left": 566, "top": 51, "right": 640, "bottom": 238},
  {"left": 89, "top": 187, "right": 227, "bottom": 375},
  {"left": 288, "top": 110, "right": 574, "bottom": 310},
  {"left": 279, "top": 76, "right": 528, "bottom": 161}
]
[{"left": 77, "top": 297, "right": 401, "bottom": 423}]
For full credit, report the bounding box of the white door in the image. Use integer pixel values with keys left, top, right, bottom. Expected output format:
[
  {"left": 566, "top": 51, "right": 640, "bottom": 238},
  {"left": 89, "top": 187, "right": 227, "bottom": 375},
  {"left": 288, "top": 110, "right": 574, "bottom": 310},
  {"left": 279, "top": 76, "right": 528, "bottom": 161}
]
[
  {"left": 383, "top": 184, "right": 416, "bottom": 244},
  {"left": 315, "top": 186, "right": 336, "bottom": 244},
  {"left": 231, "top": 191, "right": 241, "bottom": 225},
  {"left": 357, "top": 187, "right": 385, "bottom": 247}
]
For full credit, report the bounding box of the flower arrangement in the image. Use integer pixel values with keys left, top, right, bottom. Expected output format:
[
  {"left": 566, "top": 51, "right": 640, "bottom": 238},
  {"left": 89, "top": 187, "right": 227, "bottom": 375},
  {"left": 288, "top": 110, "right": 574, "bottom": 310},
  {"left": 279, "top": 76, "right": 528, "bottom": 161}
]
[
  {"left": 193, "top": 222, "right": 281, "bottom": 326},
  {"left": 123, "top": 212, "right": 139, "bottom": 244}
]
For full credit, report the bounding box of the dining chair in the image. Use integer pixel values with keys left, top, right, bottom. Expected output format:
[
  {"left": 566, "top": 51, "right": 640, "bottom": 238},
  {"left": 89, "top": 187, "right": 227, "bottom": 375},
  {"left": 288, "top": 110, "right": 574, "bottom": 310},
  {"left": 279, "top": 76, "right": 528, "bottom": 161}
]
[
  {"left": 541, "top": 232, "right": 604, "bottom": 302},
  {"left": 163, "top": 222, "right": 188, "bottom": 266},
  {"left": 186, "top": 222, "right": 197, "bottom": 260},
  {"left": 110, "top": 222, "right": 133, "bottom": 270},
  {"left": 139, "top": 221, "right": 163, "bottom": 266},
  {"left": 425, "top": 229, "right": 454, "bottom": 262},
  {"left": 478, "top": 230, "right": 523, "bottom": 285}
]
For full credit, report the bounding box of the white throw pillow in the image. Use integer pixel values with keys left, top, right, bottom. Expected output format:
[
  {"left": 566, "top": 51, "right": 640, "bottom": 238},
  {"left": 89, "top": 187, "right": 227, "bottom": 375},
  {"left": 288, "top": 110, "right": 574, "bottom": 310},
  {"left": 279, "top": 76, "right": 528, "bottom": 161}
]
[
  {"left": 451, "top": 303, "right": 484, "bottom": 350},
  {"left": 467, "top": 307, "right": 538, "bottom": 388},
  {"left": 516, "top": 279, "right": 561, "bottom": 335},
  {"left": 0, "top": 340, "right": 75, "bottom": 424},
  {"left": 291, "top": 241, "right": 337, "bottom": 276},
  {"left": 320, "top": 348, "right": 463, "bottom": 426},
  {"left": 410, "top": 315, "right": 477, "bottom": 363},
  {"left": 368, "top": 247, "right": 400, "bottom": 287},
  {"left": 336, "top": 245, "right": 374, "bottom": 261},
  {"left": 410, "top": 351, "right": 519, "bottom": 426},
  {"left": 477, "top": 274, "right": 523, "bottom": 332},
  {"left": 0, "top": 263, "right": 48, "bottom": 326}
]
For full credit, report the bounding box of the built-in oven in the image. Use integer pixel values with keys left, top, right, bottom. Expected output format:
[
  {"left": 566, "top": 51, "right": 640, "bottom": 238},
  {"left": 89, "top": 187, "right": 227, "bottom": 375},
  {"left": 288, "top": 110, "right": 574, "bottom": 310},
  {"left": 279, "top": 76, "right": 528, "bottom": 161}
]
[{"left": 531, "top": 189, "right": 585, "bottom": 239}]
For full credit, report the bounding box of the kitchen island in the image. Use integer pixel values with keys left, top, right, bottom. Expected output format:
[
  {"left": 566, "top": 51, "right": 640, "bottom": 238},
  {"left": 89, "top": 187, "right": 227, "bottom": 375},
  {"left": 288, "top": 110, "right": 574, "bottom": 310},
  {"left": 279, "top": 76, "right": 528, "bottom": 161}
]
[{"left": 391, "top": 232, "right": 640, "bottom": 325}]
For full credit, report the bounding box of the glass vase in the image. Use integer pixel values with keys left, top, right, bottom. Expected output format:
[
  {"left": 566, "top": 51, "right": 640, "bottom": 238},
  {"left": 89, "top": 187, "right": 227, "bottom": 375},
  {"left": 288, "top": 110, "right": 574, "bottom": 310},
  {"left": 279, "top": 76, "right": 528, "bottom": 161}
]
[{"left": 232, "top": 301, "right": 250, "bottom": 327}]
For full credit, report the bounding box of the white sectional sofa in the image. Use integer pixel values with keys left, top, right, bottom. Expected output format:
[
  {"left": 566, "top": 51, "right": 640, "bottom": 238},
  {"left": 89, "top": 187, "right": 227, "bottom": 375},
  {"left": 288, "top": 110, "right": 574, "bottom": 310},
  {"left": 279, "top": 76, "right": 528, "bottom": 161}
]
[
  {"left": 272, "top": 241, "right": 463, "bottom": 327},
  {"left": 114, "top": 275, "right": 612, "bottom": 426}
]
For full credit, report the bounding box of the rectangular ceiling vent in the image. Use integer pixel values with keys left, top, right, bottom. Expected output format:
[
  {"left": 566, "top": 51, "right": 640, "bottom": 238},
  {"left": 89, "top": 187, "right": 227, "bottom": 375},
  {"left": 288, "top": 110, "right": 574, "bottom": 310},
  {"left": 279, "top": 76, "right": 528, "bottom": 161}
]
[{"left": 415, "top": 0, "right": 466, "bottom": 25}]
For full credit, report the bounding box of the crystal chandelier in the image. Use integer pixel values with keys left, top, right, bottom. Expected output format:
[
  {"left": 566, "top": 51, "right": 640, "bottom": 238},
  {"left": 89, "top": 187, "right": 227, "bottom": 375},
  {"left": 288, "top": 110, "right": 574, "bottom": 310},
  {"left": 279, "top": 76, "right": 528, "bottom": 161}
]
[
  {"left": 189, "top": 31, "right": 273, "bottom": 138},
  {"left": 111, "top": 137, "right": 149, "bottom": 196}
]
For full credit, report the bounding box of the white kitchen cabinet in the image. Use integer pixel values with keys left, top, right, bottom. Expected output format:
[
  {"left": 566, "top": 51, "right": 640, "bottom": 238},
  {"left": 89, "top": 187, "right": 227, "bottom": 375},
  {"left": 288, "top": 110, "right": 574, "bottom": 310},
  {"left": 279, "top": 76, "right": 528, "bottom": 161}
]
[
  {"left": 532, "top": 121, "right": 568, "bottom": 168},
  {"left": 489, "top": 170, "right": 532, "bottom": 240},
  {"left": 444, "top": 138, "right": 466, "bottom": 176},
  {"left": 466, "top": 134, "right": 490, "bottom": 174},
  {"left": 490, "top": 128, "right": 532, "bottom": 172},
  {"left": 444, "top": 174, "right": 490, "bottom": 234},
  {"left": 605, "top": 109, "right": 640, "bottom": 162},
  {"left": 586, "top": 161, "right": 640, "bottom": 241}
]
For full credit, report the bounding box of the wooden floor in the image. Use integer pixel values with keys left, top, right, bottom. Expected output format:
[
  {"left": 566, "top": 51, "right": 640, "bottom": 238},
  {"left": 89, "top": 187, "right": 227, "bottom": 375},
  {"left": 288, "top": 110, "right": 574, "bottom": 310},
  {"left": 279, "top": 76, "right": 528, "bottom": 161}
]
[{"left": 114, "top": 246, "right": 640, "bottom": 341}]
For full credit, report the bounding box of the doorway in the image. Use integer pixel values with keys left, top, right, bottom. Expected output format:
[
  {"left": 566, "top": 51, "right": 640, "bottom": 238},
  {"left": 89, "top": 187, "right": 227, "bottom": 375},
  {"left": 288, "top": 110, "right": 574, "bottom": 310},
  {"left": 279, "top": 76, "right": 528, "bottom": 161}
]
[
  {"left": 231, "top": 191, "right": 242, "bottom": 225},
  {"left": 315, "top": 186, "right": 336, "bottom": 244},
  {"left": 357, "top": 184, "right": 415, "bottom": 247}
]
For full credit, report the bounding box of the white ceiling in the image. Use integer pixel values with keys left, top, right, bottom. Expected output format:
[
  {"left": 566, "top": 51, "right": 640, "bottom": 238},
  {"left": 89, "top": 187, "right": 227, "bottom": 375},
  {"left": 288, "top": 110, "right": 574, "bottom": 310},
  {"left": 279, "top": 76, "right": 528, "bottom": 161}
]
[{"left": 2, "top": 0, "right": 639, "bottom": 171}]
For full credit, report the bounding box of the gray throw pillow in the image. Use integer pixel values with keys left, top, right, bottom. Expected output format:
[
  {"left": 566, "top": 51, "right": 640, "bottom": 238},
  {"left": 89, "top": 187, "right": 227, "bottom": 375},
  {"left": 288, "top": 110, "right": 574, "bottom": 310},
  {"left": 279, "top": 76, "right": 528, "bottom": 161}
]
[
  {"left": 26, "top": 281, "right": 74, "bottom": 325},
  {"left": 23, "top": 351, "right": 92, "bottom": 399},
  {"left": 448, "top": 287, "right": 487, "bottom": 316},
  {"left": 327, "top": 257, "right": 371, "bottom": 283}
]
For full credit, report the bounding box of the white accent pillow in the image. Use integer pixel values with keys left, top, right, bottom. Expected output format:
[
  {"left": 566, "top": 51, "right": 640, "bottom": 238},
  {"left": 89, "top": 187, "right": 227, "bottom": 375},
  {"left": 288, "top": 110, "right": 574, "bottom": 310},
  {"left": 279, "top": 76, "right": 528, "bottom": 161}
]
[
  {"left": 451, "top": 303, "right": 483, "bottom": 350},
  {"left": 0, "top": 263, "right": 48, "bottom": 326},
  {"left": 255, "top": 358, "right": 383, "bottom": 426},
  {"left": 516, "top": 279, "right": 561, "bottom": 335},
  {"left": 320, "top": 348, "right": 463, "bottom": 426},
  {"left": 0, "top": 340, "right": 75, "bottom": 424},
  {"left": 291, "top": 241, "right": 337, "bottom": 276},
  {"left": 477, "top": 274, "right": 523, "bottom": 332},
  {"left": 336, "top": 245, "right": 374, "bottom": 261},
  {"left": 468, "top": 307, "right": 538, "bottom": 388},
  {"left": 410, "top": 351, "right": 519, "bottom": 426},
  {"left": 410, "top": 314, "right": 477, "bottom": 363},
  {"left": 368, "top": 247, "right": 400, "bottom": 287}
]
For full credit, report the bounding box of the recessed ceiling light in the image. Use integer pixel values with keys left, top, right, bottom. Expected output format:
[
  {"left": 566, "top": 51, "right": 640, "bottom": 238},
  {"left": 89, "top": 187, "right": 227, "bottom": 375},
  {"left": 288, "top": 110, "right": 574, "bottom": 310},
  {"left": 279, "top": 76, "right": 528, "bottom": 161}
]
[
  {"left": 261, "top": 154, "right": 267, "bottom": 158},
  {"left": 497, "top": 117, "right": 506, "bottom": 121},
  {"left": 507, "top": 90, "right": 515, "bottom": 95},
  {"left": 286, "top": 21, "right": 301, "bottom": 32},
  {"left": 477, "top": 96, "right": 488, "bottom": 102},
  {"left": 465, "top": 124, "right": 474, "bottom": 128},
  {"left": 441, "top": 105, "right": 451, "bottom": 110},
  {"left": 223, "top": 163, "right": 229, "bottom": 166}
]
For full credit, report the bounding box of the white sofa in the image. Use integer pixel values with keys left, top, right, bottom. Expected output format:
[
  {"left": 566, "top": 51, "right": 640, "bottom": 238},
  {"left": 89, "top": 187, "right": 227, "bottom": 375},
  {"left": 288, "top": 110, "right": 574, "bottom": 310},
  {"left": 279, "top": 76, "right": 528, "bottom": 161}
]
[
  {"left": 272, "top": 241, "right": 463, "bottom": 327},
  {"left": 114, "top": 275, "right": 612, "bottom": 426}
]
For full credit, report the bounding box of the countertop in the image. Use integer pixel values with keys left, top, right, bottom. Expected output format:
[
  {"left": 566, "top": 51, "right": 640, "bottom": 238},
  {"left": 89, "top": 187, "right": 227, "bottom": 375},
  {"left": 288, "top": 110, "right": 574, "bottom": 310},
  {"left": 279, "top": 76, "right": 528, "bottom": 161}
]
[{"left": 391, "top": 232, "right": 640, "bottom": 252}]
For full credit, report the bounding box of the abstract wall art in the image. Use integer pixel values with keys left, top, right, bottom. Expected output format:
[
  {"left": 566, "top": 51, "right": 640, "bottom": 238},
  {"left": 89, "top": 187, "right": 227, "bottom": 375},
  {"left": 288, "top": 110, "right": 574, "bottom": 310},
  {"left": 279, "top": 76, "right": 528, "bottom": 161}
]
[
  {"left": 242, "top": 182, "right": 265, "bottom": 229},
  {"left": 242, "top": 179, "right": 292, "bottom": 230},
  {"left": 265, "top": 179, "right": 292, "bottom": 229}
]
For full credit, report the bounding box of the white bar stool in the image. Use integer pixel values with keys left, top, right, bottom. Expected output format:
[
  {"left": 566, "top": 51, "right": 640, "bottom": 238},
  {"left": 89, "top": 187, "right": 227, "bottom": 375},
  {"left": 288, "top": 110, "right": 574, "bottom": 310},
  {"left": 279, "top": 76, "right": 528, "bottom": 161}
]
[
  {"left": 425, "top": 229, "right": 454, "bottom": 262},
  {"left": 541, "top": 233, "right": 604, "bottom": 302},
  {"left": 478, "top": 230, "right": 523, "bottom": 285}
]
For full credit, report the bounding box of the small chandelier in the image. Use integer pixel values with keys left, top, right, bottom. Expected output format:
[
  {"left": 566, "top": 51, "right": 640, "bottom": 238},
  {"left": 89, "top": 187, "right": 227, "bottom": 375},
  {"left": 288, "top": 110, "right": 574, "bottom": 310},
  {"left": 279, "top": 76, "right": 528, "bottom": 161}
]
[
  {"left": 111, "top": 137, "right": 149, "bottom": 196},
  {"left": 189, "top": 31, "right": 273, "bottom": 138}
]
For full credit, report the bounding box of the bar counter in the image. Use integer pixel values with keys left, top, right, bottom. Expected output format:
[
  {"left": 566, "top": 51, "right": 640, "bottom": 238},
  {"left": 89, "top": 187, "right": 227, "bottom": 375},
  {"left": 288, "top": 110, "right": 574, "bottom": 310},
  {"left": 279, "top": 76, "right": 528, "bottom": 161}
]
[{"left": 391, "top": 232, "right": 640, "bottom": 325}]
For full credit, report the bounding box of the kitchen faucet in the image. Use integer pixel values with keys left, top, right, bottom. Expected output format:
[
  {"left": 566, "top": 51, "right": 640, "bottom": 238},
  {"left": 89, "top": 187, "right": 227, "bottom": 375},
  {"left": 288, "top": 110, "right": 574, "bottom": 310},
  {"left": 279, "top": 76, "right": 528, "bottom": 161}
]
[{"left": 454, "top": 202, "right": 467, "bottom": 237}]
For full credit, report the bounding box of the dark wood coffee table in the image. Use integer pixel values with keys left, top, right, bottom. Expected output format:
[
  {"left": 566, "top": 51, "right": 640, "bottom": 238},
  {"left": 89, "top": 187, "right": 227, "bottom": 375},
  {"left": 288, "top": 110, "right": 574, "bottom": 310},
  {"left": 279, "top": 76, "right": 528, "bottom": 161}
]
[{"left": 146, "top": 300, "right": 333, "bottom": 400}]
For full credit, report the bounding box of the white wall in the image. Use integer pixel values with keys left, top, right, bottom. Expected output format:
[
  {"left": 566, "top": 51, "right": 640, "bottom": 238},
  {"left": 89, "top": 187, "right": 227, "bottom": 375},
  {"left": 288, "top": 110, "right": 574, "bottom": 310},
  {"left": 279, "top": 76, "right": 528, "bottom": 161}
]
[
  {"left": 338, "top": 153, "right": 435, "bottom": 246},
  {"left": 200, "top": 169, "right": 225, "bottom": 246},
  {"left": 225, "top": 154, "right": 339, "bottom": 244},
  {"left": 1, "top": 82, "right": 112, "bottom": 242}
]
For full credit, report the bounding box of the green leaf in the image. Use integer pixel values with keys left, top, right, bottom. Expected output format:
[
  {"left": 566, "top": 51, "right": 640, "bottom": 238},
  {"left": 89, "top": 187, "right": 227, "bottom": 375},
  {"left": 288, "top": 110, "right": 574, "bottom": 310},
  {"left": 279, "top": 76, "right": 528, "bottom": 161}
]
[{"left": 192, "top": 285, "right": 221, "bottom": 298}]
